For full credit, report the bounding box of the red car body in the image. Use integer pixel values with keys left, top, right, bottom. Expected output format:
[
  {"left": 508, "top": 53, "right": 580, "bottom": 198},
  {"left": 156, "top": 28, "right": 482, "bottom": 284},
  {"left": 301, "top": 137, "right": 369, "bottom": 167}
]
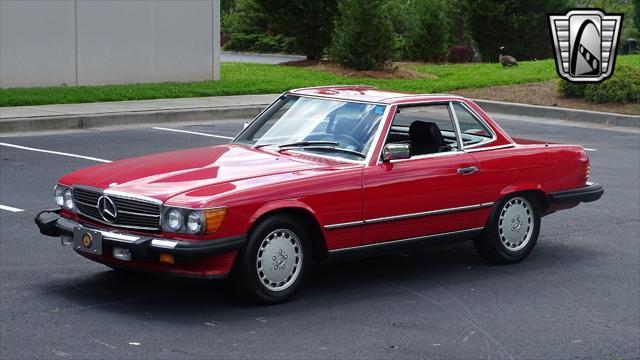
[{"left": 36, "top": 86, "right": 603, "bottom": 282}]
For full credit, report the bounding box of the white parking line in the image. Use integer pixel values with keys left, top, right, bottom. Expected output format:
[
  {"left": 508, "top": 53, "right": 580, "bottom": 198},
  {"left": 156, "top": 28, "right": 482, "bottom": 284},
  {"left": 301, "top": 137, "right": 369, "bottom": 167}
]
[
  {"left": 0, "top": 142, "right": 111, "bottom": 163},
  {"left": 152, "top": 127, "right": 235, "bottom": 140},
  {"left": 0, "top": 204, "right": 24, "bottom": 213},
  {"left": 584, "top": 148, "right": 597, "bottom": 152}
]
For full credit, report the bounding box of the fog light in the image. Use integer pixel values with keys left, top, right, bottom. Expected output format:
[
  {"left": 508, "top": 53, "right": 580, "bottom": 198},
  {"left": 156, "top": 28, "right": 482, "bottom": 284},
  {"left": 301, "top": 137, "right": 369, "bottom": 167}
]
[
  {"left": 113, "top": 247, "right": 132, "bottom": 261},
  {"left": 60, "top": 235, "right": 73, "bottom": 246},
  {"left": 159, "top": 253, "right": 174, "bottom": 264}
]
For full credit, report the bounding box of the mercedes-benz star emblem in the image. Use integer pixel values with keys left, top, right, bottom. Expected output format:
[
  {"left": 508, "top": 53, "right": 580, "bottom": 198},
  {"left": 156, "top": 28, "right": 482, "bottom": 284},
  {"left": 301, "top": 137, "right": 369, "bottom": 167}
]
[{"left": 97, "top": 195, "right": 118, "bottom": 223}]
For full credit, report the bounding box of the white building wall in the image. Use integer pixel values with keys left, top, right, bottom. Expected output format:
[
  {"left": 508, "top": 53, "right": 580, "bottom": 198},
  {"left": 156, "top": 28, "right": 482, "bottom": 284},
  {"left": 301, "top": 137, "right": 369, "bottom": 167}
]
[{"left": 0, "top": 0, "right": 220, "bottom": 88}]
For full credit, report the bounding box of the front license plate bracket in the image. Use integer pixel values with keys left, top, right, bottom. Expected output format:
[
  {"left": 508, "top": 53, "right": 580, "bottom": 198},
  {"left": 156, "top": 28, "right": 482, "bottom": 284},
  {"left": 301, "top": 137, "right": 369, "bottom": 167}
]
[{"left": 73, "top": 227, "right": 103, "bottom": 255}]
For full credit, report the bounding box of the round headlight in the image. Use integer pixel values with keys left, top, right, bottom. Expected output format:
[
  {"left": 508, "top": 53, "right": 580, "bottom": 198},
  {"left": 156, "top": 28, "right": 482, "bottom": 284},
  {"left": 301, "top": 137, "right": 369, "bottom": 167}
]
[
  {"left": 186, "top": 211, "right": 205, "bottom": 234},
  {"left": 63, "top": 188, "right": 74, "bottom": 210},
  {"left": 54, "top": 186, "right": 65, "bottom": 207},
  {"left": 165, "top": 208, "right": 183, "bottom": 232}
]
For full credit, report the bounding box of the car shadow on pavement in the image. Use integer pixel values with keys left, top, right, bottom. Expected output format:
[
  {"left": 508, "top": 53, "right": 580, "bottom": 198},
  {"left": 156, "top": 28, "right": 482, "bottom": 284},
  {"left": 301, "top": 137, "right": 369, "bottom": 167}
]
[{"left": 40, "top": 239, "right": 597, "bottom": 323}]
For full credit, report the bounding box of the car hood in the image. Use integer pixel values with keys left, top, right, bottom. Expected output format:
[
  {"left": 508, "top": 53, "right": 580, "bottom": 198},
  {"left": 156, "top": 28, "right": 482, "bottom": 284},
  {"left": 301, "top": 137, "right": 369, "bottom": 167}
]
[{"left": 60, "top": 144, "right": 341, "bottom": 203}]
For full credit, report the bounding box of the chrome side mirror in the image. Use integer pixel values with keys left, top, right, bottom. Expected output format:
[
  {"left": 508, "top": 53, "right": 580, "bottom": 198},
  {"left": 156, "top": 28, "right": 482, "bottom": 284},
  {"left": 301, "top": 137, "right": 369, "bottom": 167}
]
[
  {"left": 382, "top": 143, "right": 410, "bottom": 162},
  {"left": 243, "top": 121, "right": 250, "bottom": 129}
]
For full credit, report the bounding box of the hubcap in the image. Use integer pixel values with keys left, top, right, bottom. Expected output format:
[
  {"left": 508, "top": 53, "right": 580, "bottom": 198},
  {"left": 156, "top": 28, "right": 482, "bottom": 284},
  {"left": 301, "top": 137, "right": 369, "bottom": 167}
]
[
  {"left": 256, "top": 229, "right": 302, "bottom": 292},
  {"left": 498, "top": 197, "right": 534, "bottom": 252}
]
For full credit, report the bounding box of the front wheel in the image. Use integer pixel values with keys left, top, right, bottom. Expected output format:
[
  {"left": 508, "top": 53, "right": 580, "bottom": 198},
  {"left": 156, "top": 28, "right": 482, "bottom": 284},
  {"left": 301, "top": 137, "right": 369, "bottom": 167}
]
[
  {"left": 233, "top": 215, "right": 311, "bottom": 304},
  {"left": 473, "top": 194, "right": 541, "bottom": 264}
]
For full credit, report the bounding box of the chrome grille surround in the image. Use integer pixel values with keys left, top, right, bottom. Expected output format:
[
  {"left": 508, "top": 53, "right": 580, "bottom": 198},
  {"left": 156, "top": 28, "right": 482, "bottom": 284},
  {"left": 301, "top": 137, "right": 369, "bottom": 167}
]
[{"left": 72, "top": 185, "right": 161, "bottom": 231}]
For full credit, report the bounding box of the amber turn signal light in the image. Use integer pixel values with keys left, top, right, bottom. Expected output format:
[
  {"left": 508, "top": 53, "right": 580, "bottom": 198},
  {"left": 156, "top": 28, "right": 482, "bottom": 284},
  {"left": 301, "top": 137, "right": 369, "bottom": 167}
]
[
  {"left": 205, "top": 208, "right": 226, "bottom": 233},
  {"left": 159, "top": 253, "right": 174, "bottom": 264}
]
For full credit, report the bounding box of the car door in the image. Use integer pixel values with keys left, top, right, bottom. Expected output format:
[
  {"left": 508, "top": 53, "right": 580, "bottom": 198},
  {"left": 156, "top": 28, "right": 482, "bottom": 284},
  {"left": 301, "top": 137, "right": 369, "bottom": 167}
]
[{"left": 361, "top": 102, "right": 485, "bottom": 245}]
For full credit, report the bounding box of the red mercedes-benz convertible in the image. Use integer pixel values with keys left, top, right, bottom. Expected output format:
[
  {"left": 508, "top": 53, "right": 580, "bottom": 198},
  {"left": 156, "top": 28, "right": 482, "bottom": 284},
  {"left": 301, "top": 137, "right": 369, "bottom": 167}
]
[{"left": 36, "top": 86, "right": 603, "bottom": 303}]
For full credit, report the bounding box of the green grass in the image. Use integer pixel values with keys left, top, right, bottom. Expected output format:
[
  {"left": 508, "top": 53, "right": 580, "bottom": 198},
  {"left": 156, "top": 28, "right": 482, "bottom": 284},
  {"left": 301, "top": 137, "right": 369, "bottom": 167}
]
[{"left": 1, "top": 55, "right": 638, "bottom": 107}]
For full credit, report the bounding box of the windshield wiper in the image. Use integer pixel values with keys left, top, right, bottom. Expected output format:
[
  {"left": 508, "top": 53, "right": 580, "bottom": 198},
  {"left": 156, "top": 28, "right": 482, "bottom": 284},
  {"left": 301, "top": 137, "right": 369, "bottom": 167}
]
[
  {"left": 281, "top": 145, "right": 366, "bottom": 159},
  {"left": 277, "top": 140, "right": 339, "bottom": 148}
]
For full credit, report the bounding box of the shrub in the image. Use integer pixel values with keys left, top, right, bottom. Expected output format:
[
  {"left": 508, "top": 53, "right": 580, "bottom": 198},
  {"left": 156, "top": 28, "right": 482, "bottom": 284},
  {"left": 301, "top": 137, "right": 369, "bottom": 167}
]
[
  {"left": 254, "top": 0, "right": 338, "bottom": 60},
  {"left": 221, "top": 0, "right": 268, "bottom": 35},
  {"left": 558, "top": 65, "right": 640, "bottom": 103},
  {"left": 330, "top": 0, "right": 395, "bottom": 70},
  {"left": 406, "top": 0, "right": 450, "bottom": 62},
  {"left": 463, "top": 0, "right": 570, "bottom": 62}
]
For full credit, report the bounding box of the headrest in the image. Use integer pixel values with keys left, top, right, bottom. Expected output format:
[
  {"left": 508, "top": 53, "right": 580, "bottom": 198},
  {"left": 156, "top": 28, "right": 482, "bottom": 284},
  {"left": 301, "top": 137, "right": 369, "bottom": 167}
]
[{"left": 409, "top": 121, "right": 446, "bottom": 146}]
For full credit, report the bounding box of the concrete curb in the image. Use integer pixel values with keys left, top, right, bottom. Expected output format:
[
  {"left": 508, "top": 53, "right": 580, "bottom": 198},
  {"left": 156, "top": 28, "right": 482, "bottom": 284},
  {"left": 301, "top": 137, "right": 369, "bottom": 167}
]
[
  {"left": 473, "top": 99, "right": 639, "bottom": 128},
  {"left": 0, "top": 105, "right": 266, "bottom": 134},
  {"left": 1, "top": 98, "right": 637, "bottom": 134}
]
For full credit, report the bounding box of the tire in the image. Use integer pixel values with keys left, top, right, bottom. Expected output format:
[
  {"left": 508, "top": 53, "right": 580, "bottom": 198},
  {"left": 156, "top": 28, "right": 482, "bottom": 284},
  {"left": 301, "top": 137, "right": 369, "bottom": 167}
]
[
  {"left": 473, "top": 194, "right": 541, "bottom": 264},
  {"left": 233, "top": 214, "right": 311, "bottom": 304}
]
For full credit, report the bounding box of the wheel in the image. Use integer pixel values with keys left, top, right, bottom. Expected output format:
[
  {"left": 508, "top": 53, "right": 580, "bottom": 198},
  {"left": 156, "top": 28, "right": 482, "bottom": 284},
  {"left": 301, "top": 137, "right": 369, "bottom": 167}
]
[
  {"left": 233, "top": 214, "right": 311, "bottom": 304},
  {"left": 473, "top": 194, "right": 541, "bottom": 264}
]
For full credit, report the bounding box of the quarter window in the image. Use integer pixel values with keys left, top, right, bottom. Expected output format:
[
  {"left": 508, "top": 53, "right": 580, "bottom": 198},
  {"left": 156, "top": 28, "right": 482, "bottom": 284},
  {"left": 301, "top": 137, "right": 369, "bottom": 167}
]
[{"left": 452, "top": 103, "right": 493, "bottom": 146}]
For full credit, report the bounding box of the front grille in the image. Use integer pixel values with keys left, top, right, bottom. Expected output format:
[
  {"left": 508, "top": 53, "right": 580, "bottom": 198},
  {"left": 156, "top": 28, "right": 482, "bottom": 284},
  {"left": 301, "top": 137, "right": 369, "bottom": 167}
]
[{"left": 73, "top": 187, "right": 161, "bottom": 231}]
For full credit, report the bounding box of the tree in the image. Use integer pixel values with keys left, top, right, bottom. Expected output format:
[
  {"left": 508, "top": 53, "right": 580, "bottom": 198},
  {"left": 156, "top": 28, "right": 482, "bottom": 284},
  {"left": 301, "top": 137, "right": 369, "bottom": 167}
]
[
  {"left": 254, "top": 0, "right": 338, "bottom": 60},
  {"left": 406, "top": 0, "right": 450, "bottom": 62},
  {"left": 330, "top": 0, "right": 395, "bottom": 70},
  {"left": 633, "top": 0, "right": 640, "bottom": 30},
  {"left": 222, "top": 0, "right": 269, "bottom": 35},
  {"left": 464, "top": 0, "right": 570, "bottom": 62}
]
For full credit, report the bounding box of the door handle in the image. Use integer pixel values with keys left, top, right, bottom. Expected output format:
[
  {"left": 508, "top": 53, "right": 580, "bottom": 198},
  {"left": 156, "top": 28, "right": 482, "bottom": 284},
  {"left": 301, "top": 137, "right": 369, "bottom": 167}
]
[{"left": 457, "top": 166, "right": 478, "bottom": 175}]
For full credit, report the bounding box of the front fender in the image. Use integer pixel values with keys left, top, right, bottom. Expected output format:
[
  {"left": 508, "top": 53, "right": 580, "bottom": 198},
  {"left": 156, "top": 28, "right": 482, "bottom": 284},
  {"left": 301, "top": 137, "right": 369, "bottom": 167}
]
[{"left": 249, "top": 199, "right": 318, "bottom": 224}]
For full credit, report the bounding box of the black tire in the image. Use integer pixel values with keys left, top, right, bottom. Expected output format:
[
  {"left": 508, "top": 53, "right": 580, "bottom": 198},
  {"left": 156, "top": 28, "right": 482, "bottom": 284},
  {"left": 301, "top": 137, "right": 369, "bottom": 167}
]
[
  {"left": 233, "top": 214, "right": 312, "bottom": 304},
  {"left": 473, "top": 194, "right": 541, "bottom": 264}
]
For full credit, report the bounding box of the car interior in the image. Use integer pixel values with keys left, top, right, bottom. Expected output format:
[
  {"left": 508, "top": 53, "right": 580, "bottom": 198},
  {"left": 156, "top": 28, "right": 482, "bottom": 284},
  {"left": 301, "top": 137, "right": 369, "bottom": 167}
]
[{"left": 385, "top": 102, "right": 493, "bottom": 157}]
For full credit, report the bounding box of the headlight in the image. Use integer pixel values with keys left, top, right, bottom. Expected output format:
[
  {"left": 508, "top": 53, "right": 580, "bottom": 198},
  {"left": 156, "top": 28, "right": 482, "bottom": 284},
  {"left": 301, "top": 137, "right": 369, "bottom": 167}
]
[
  {"left": 164, "top": 208, "right": 183, "bottom": 232},
  {"left": 186, "top": 211, "right": 205, "bottom": 234},
  {"left": 162, "top": 206, "right": 226, "bottom": 234},
  {"left": 54, "top": 185, "right": 65, "bottom": 207},
  {"left": 63, "top": 187, "right": 75, "bottom": 210},
  {"left": 54, "top": 185, "right": 75, "bottom": 211}
]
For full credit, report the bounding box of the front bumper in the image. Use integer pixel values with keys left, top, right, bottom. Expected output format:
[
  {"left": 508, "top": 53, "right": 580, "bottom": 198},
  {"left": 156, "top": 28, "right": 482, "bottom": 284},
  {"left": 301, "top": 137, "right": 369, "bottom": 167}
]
[
  {"left": 548, "top": 182, "right": 604, "bottom": 204},
  {"left": 35, "top": 210, "right": 246, "bottom": 263}
]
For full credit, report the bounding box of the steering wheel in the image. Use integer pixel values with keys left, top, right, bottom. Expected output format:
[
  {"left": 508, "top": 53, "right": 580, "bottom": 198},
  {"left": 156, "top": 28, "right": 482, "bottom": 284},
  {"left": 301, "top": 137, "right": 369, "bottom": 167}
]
[{"left": 336, "top": 134, "right": 363, "bottom": 151}]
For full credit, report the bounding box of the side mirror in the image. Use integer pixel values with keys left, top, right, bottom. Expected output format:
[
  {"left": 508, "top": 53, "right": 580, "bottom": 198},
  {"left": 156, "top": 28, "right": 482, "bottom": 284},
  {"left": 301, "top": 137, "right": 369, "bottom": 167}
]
[
  {"left": 243, "top": 121, "right": 250, "bottom": 129},
  {"left": 382, "top": 143, "right": 410, "bottom": 162}
]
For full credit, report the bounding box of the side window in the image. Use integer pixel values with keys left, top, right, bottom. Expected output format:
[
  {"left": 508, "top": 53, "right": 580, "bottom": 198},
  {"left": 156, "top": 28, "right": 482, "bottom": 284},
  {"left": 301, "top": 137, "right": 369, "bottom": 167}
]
[
  {"left": 386, "top": 104, "right": 458, "bottom": 156},
  {"left": 452, "top": 103, "right": 493, "bottom": 146}
]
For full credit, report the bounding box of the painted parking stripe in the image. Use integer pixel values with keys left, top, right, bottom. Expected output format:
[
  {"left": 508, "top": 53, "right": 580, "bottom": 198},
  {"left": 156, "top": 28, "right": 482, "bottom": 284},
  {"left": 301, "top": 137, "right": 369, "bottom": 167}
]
[
  {"left": 0, "top": 204, "right": 24, "bottom": 213},
  {"left": 0, "top": 142, "right": 111, "bottom": 163},
  {"left": 152, "top": 127, "right": 235, "bottom": 140},
  {"left": 584, "top": 148, "right": 597, "bottom": 152}
]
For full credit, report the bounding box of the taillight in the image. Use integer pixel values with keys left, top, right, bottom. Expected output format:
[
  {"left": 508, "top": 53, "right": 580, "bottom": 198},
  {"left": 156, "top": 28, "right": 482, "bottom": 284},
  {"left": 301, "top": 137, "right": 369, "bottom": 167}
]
[{"left": 581, "top": 161, "right": 590, "bottom": 182}]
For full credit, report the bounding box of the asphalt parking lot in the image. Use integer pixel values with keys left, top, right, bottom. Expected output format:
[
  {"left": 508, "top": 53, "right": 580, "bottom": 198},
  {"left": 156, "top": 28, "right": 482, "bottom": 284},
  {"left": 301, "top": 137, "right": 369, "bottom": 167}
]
[{"left": 1, "top": 115, "right": 638, "bottom": 359}]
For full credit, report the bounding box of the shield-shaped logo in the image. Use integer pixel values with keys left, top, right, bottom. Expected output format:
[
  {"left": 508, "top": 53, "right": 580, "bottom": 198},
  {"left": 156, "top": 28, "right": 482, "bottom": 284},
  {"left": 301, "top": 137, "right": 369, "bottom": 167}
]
[{"left": 549, "top": 9, "right": 623, "bottom": 83}]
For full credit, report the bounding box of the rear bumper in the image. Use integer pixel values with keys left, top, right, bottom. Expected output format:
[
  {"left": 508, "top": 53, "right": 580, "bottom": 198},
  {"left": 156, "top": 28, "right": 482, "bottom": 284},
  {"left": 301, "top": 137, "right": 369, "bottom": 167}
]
[
  {"left": 548, "top": 182, "right": 604, "bottom": 204},
  {"left": 35, "top": 210, "right": 245, "bottom": 274}
]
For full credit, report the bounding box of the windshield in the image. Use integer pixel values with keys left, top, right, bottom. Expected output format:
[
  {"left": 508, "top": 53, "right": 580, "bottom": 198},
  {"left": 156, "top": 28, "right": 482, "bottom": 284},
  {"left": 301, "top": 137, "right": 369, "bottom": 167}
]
[{"left": 234, "top": 95, "right": 386, "bottom": 161}]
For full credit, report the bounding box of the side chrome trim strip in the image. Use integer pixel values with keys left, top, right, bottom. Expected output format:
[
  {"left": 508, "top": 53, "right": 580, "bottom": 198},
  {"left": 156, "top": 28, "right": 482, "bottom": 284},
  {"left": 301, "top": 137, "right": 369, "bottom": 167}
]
[
  {"left": 328, "top": 227, "right": 484, "bottom": 254},
  {"left": 366, "top": 203, "right": 486, "bottom": 224},
  {"left": 324, "top": 220, "right": 366, "bottom": 230},
  {"left": 464, "top": 144, "right": 515, "bottom": 153},
  {"left": 323, "top": 202, "right": 494, "bottom": 230}
]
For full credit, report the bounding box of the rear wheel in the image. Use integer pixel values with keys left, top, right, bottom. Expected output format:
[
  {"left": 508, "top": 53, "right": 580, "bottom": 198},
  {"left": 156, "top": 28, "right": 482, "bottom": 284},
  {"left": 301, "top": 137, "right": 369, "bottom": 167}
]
[
  {"left": 233, "top": 215, "right": 311, "bottom": 304},
  {"left": 473, "top": 194, "right": 541, "bottom": 264}
]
